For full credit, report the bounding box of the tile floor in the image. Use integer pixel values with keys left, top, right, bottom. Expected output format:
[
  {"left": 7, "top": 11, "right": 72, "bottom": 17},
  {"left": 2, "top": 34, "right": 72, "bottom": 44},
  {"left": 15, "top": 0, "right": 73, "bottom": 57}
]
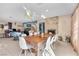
[{"left": 0, "top": 38, "right": 77, "bottom": 56}]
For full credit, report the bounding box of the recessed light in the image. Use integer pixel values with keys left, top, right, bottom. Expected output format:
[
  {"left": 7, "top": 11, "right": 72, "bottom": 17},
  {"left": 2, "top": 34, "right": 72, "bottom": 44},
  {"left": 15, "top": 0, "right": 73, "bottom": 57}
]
[
  {"left": 27, "top": 12, "right": 30, "bottom": 16},
  {"left": 46, "top": 9, "right": 48, "bottom": 12},
  {"left": 23, "top": 6, "right": 27, "bottom": 10}
]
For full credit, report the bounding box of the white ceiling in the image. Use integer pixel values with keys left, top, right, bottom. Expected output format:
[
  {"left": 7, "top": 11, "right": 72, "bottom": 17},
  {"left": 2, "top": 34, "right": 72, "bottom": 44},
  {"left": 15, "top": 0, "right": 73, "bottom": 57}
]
[{"left": 0, "top": 3, "right": 78, "bottom": 23}]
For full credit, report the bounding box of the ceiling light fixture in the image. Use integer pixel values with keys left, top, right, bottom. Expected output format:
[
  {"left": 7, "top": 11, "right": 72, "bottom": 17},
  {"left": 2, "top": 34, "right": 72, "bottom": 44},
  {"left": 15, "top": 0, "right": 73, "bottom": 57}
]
[
  {"left": 46, "top": 9, "right": 48, "bottom": 12},
  {"left": 23, "top": 6, "right": 27, "bottom": 10},
  {"left": 41, "top": 15, "right": 46, "bottom": 19},
  {"left": 26, "top": 11, "right": 30, "bottom": 16}
]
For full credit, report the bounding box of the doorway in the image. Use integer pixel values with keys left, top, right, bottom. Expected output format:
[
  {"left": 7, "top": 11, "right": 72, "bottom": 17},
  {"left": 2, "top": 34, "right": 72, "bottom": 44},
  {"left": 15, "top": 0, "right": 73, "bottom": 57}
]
[
  {"left": 8, "top": 22, "right": 12, "bottom": 29},
  {"left": 39, "top": 22, "right": 45, "bottom": 34}
]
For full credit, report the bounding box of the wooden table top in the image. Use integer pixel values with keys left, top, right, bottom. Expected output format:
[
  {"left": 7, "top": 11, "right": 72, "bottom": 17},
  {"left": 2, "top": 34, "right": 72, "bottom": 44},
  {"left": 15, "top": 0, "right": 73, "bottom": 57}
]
[{"left": 25, "top": 34, "right": 49, "bottom": 45}]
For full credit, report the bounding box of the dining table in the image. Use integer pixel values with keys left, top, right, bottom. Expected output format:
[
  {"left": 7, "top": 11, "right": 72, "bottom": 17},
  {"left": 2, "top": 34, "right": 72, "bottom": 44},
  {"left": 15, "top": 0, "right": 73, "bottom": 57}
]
[{"left": 24, "top": 34, "right": 49, "bottom": 56}]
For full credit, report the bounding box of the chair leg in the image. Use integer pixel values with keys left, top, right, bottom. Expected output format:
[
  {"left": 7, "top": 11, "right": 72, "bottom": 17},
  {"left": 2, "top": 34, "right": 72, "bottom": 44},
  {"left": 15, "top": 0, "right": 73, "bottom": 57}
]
[
  {"left": 19, "top": 50, "right": 22, "bottom": 56},
  {"left": 29, "top": 49, "right": 33, "bottom": 56},
  {"left": 53, "top": 42, "right": 55, "bottom": 49},
  {"left": 24, "top": 50, "right": 27, "bottom": 56}
]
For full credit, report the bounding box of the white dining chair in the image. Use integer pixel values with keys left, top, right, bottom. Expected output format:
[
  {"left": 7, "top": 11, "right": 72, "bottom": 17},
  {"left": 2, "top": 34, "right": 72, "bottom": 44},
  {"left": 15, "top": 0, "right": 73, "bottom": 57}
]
[
  {"left": 52, "top": 35, "right": 58, "bottom": 42},
  {"left": 19, "top": 37, "right": 32, "bottom": 56},
  {"left": 29, "top": 32, "right": 33, "bottom": 36},
  {"left": 50, "top": 35, "right": 58, "bottom": 48},
  {"left": 42, "top": 36, "right": 55, "bottom": 56},
  {"left": 21, "top": 34, "right": 27, "bottom": 37},
  {"left": 34, "top": 32, "right": 38, "bottom": 35}
]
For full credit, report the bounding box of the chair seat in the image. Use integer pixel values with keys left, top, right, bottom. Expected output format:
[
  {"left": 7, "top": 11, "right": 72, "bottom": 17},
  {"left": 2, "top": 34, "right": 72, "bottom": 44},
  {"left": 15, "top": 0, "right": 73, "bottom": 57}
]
[
  {"left": 19, "top": 36, "right": 33, "bottom": 56},
  {"left": 20, "top": 43, "right": 32, "bottom": 49},
  {"left": 21, "top": 34, "right": 26, "bottom": 37},
  {"left": 19, "top": 37, "right": 32, "bottom": 49}
]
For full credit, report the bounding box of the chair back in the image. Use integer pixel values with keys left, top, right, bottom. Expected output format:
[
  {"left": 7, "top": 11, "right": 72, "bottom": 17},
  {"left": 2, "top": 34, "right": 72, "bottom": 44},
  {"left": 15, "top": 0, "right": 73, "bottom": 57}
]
[
  {"left": 54, "top": 35, "right": 58, "bottom": 42},
  {"left": 45, "top": 36, "right": 52, "bottom": 48},
  {"left": 29, "top": 32, "right": 33, "bottom": 36},
  {"left": 42, "top": 36, "right": 55, "bottom": 56},
  {"left": 21, "top": 34, "right": 27, "bottom": 37},
  {"left": 37, "top": 32, "right": 40, "bottom": 35},
  {"left": 51, "top": 35, "right": 58, "bottom": 43},
  {"left": 34, "top": 32, "right": 38, "bottom": 35},
  {"left": 19, "top": 37, "right": 28, "bottom": 49}
]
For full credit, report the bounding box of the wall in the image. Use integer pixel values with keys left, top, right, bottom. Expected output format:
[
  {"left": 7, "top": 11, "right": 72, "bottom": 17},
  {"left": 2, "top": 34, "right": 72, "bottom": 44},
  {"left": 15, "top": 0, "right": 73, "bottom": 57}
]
[
  {"left": 45, "top": 15, "right": 71, "bottom": 41},
  {"left": 0, "top": 27, "right": 4, "bottom": 33},
  {"left": 71, "top": 5, "right": 79, "bottom": 54},
  {"left": 0, "top": 21, "right": 7, "bottom": 33},
  {"left": 58, "top": 15, "right": 71, "bottom": 41},
  {"left": 0, "top": 21, "right": 24, "bottom": 34},
  {"left": 45, "top": 17, "right": 58, "bottom": 33},
  {"left": 12, "top": 22, "right": 24, "bottom": 31}
]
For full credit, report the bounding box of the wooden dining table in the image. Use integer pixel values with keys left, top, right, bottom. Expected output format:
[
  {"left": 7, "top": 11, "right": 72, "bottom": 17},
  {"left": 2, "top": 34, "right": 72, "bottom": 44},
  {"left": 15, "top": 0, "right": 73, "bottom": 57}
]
[{"left": 24, "top": 34, "right": 49, "bottom": 56}]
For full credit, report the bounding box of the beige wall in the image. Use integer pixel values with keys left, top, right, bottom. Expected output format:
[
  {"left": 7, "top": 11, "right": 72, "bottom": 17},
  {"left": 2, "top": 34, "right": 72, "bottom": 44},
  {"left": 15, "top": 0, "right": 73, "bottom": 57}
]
[
  {"left": 0, "top": 20, "right": 7, "bottom": 33},
  {"left": 71, "top": 5, "right": 79, "bottom": 53},
  {"left": 12, "top": 22, "right": 24, "bottom": 31},
  {"left": 45, "top": 15, "right": 71, "bottom": 41},
  {"left": 0, "top": 23, "right": 7, "bottom": 33},
  {"left": 58, "top": 15, "right": 71, "bottom": 41},
  {"left": 45, "top": 17, "right": 58, "bottom": 33}
]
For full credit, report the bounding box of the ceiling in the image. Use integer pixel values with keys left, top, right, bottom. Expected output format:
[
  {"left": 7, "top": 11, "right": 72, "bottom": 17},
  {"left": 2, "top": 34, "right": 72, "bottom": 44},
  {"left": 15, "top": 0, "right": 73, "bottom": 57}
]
[{"left": 0, "top": 3, "right": 78, "bottom": 23}]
